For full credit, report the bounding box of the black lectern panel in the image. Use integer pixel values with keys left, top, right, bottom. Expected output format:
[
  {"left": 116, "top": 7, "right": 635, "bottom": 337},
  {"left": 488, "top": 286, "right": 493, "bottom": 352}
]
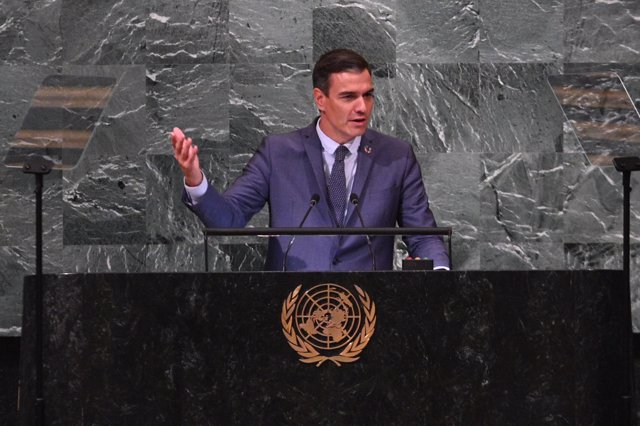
[{"left": 20, "top": 271, "right": 628, "bottom": 425}]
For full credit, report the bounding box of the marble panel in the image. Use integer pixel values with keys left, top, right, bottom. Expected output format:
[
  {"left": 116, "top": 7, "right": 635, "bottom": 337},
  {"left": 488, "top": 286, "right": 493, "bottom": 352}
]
[
  {"left": 559, "top": 121, "right": 586, "bottom": 154},
  {"left": 0, "top": 167, "right": 63, "bottom": 246},
  {"left": 146, "top": 0, "right": 228, "bottom": 64},
  {"left": 0, "top": 66, "right": 59, "bottom": 158},
  {"left": 57, "top": 66, "right": 147, "bottom": 245},
  {"left": 479, "top": 63, "right": 564, "bottom": 153},
  {"left": 60, "top": 65, "right": 146, "bottom": 162},
  {"left": 0, "top": 164, "right": 63, "bottom": 333},
  {"left": 146, "top": 64, "right": 230, "bottom": 154},
  {"left": 564, "top": 0, "right": 640, "bottom": 63},
  {"left": 419, "top": 153, "right": 481, "bottom": 241},
  {"left": 147, "top": 241, "right": 272, "bottom": 273},
  {"left": 480, "top": 153, "right": 569, "bottom": 243},
  {"left": 0, "top": 0, "right": 62, "bottom": 66},
  {"left": 625, "top": 77, "right": 640, "bottom": 109},
  {"left": 2, "top": 0, "right": 640, "bottom": 344},
  {"left": 0, "top": 166, "right": 63, "bottom": 332},
  {"left": 2, "top": 135, "right": 55, "bottom": 343},
  {"left": 451, "top": 240, "right": 480, "bottom": 270},
  {"left": 563, "top": 158, "right": 640, "bottom": 243},
  {"left": 312, "top": 1, "right": 395, "bottom": 63},
  {"left": 396, "top": 0, "right": 479, "bottom": 63},
  {"left": 62, "top": 155, "right": 147, "bottom": 245},
  {"left": 61, "top": 244, "right": 147, "bottom": 273},
  {"left": 548, "top": 73, "right": 640, "bottom": 166},
  {"left": 200, "top": 240, "right": 269, "bottom": 271},
  {"left": 145, "top": 152, "right": 230, "bottom": 245},
  {"left": 479, "top": 0, "right": 563, "bottom": 63},
  {"left": 60, "top": 0, "right": 146, "bottom": 65},
  {"left": 479, "top": 241, "right": 565, "bottom": 270},
  {"left": 218, "top": 243, "right": 268, "bottom": 271},
  {"left": 368, "top": 63, "right": 396, "bottom": 137},
  {"left": 394, "top": 63, "right": 482, "bottom": 153},
  {"left": 0, "top": 246, "right": 31, "bottom": 333},
  {"left": 145, "top": 243, "right": 207, "bottom": 272},
  {"left": 563, "top": 62, "right": 640, "bottom": 109},
  {"left": 552, "top": 65, "right": 640, "bottom": 169},
  {"left": 228, "top": 106, "right": 270, "bottom": 158},
  {"left": 565, "top": 242, "right": 623, "bottom": 271},
  {"left": 229, "top": 0, "right": 312, "bottom": 63},
  {"left": 0, "top": 67, "right": 64, "bottom": 255},
  {"left": 230, "top": 63, "right": 314, "bottom": 156},
  {"left": 392, "top": 239, "right": 409, "bottom": 269}
]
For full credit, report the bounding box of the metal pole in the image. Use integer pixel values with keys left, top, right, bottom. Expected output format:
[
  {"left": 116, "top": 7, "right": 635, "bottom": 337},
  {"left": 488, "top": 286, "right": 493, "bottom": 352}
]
[
  {"left": 613, "top": 156, "right": 640, "bottom": 425},
  {"left": 623, "top": 171, "right": 631, "bottom": 286},
  {"left": 35, "top": 172, "right": 44, "bottom": 426},
  {"left": 23, "top": 156, "right": 51, "bottom": 426},
  {"left": 204, "top": 234, "right": 209, "bottom": 272},
  {"left": 622, "top": 170, "right": 635, "bottom": 425}
]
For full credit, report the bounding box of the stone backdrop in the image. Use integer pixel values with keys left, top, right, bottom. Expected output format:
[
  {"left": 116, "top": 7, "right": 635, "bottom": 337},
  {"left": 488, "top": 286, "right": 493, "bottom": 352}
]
[{"left": 1, "top": 0, "right": 639, "bottom": 334}]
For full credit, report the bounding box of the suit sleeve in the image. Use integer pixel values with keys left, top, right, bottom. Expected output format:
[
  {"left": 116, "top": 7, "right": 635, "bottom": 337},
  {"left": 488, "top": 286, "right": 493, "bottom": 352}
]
[
  {"left": 182, "top": 138, "right": 271, "bottom": 228},
  {"left": 397, "top": 148, "right": 450, "bottom": 268}
]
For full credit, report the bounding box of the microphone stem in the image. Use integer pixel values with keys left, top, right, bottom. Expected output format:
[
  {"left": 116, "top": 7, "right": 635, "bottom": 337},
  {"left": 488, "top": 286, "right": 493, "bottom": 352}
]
[
  {"left": 298, "top": 203, "right": 315, "bottom": 227},
  {"left": 282, "top": 198, "right": 318, "bottom": 271},
  {"left": 351, "top": 195, "right": 376, "bottom": 271}
]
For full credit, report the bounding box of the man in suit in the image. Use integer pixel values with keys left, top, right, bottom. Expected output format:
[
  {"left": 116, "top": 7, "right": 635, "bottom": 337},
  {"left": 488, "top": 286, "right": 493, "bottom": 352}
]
[{"left": 171, "top": 48, "right": 449, "bottom": 271}]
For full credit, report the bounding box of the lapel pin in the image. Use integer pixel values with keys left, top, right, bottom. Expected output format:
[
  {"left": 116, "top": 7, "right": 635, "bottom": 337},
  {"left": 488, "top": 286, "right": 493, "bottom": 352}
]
[{"left": 364, "top": 145, "right": 372, "bottom": 154}]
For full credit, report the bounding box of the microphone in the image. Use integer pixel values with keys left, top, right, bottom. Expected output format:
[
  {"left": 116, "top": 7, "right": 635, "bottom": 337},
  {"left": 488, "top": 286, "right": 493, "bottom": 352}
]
[
  {"left": 349, "top": 193, "right": 376, "bottom": 271},
  {"left": 282, "top": 194, "right": 320, "bottom": 271}
]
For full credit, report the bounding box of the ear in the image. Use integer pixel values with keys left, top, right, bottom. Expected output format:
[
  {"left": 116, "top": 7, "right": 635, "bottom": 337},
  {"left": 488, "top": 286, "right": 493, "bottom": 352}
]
[{"left": 313, "top": 87, "right": 326, "bottom": 112}]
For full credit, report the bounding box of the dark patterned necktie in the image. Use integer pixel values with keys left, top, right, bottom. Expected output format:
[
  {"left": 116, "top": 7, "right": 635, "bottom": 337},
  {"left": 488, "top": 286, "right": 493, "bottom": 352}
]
[{"left": 328, "top": 145, "right": 349, "bottom": 227}]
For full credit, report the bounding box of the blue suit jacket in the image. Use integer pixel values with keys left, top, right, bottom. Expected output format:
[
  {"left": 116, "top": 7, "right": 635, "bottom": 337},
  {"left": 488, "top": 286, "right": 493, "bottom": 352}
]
[{"left": 184, "top": 120, "right": 449, "bottom": 271}]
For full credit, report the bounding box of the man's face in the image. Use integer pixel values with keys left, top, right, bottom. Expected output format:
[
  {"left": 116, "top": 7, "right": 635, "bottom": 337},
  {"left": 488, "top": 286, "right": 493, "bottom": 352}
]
[{"left": 313, "top": 69, "right": 374, "bottom": 144}]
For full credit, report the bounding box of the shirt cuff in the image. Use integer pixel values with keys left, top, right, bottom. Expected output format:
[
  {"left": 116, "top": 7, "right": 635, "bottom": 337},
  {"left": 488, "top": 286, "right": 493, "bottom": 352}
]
[
  {"left": 433, "top": 266, "right": 450, "bottom": 271},
  {"left": 184, "top": 172, "right": 208, "bottom": 205}
]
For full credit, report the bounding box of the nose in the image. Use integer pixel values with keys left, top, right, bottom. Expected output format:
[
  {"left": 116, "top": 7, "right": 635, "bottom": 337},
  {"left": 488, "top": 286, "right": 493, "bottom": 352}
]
[{"left": 354, "top": 96, "right": 366, "bottom": 113}]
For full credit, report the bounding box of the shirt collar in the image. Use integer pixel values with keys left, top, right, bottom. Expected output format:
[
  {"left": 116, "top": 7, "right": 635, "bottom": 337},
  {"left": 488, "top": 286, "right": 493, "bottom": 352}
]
[{"left": 316, "top": 118, "right": 361, "bottom": 156}]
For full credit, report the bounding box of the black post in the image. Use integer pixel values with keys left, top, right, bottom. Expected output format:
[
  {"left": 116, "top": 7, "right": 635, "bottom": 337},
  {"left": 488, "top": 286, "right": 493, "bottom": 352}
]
[
  {"left": 22, "top": 156, "right": 52, "bottom": 426},
  {"left": 623, "top": 169, "right": 634, "bottom": 426},
  {"left": 204, "top": 234, "right": 209, "bottom": 272},
  {"left": 613, "top": 156, "right": 640, "bottom": 426},
  {"left": 623, "top": 170, "right": 631, "bottom": 287}
]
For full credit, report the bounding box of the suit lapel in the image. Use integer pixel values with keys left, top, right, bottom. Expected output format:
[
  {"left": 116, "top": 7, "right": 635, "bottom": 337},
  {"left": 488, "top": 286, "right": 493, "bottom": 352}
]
[
  {"left": 302, "top": 121, "right": 338, "bottom": 226},
  {"left": 346, "top": 131, "right": 375, "bottom": 226}
]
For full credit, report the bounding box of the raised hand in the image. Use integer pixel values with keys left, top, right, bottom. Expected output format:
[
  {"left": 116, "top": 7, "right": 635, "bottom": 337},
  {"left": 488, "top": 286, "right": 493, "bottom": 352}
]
[{"left": 171, "top": 127, "right": 203, "bottom": 187}]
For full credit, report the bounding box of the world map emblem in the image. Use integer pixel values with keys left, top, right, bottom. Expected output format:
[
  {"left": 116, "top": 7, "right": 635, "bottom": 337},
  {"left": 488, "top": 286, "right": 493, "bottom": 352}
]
[{"left": 281, "top": 283, "right": 376, "bottom": 366}]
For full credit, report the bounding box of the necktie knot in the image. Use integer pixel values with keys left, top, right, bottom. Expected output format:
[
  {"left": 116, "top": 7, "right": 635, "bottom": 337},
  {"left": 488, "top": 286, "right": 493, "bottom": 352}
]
[{"left": 335, "top": 145, "right": 349, "bottom": 162}]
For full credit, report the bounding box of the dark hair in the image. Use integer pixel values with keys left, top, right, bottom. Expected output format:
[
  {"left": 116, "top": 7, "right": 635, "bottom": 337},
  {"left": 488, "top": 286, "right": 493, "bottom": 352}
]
[{"left": 312, "top": 49, "right": 371, "bottom": 94}]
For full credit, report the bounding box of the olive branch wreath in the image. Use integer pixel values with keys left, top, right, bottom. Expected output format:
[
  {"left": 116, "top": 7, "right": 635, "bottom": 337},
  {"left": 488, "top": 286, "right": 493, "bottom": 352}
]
[{"left": 281, "top": 284, "right": 376, "bottom": 367}]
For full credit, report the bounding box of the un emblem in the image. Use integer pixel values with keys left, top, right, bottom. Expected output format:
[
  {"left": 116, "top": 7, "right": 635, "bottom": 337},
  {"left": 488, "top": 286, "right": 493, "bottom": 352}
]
[{"left": 281, "top": 283, "right": 376, "bottom": 366}]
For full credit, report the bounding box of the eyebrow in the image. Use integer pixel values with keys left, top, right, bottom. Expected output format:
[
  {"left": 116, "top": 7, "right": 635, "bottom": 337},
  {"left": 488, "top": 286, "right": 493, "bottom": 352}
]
[{"left": 338, "top": 88, "right": 375, "bottom": 96}]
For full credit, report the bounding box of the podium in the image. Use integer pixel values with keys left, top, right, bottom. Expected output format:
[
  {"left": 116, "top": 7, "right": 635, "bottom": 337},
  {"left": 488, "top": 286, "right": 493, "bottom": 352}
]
[{"left": 19, "top": 270, "right": 629, "bottom": 424}]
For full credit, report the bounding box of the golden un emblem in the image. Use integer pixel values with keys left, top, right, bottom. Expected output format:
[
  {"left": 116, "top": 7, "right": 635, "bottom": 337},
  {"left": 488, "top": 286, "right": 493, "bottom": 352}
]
[{"left": 281, "top": 283, "right": 376, "bottom": 366}]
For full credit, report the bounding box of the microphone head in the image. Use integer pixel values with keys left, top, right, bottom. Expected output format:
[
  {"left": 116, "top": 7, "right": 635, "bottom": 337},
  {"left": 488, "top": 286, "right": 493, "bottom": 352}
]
[
  {"left": 310, "top": 193, "right": 320, "bottom": 205},
  {"left": 349, "top": 192, "right": 359, "bottom": 205}
]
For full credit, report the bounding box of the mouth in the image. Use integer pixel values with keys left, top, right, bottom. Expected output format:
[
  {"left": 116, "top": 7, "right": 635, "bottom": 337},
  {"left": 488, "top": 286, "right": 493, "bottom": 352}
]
[{"left": 350, "top": 117, "right": 367, "bottom": 125}]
